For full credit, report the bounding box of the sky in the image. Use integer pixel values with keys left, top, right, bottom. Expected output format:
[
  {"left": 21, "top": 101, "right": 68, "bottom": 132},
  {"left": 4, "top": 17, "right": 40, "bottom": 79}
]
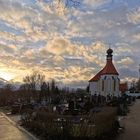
[{"left": 0, "top": 0, "right": 140, "bottom": 88}]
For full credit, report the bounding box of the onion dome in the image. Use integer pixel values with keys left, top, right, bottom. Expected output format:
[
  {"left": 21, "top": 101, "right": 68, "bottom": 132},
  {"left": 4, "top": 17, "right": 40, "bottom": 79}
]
[
  {"left": 89, "top": 48, "right": 119, "bottom": 82},
  {"left": 107, "top": 48, "right": 113, "bottom": 54}
]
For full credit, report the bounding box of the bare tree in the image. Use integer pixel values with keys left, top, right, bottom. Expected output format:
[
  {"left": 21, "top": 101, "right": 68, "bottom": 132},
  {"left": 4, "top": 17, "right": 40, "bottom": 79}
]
[
  {"left": 50, "top": 79, "right": 56, "bottom": 94},
  {"left": 0, "top": 84, "right": 15, "bottom": 106},
  {"left": 129, "top": 80, "right": 137, "bottom": 93},
  {"left": 23, "top": 71, "right": 45, "bottom": 102},
  {"left": 41, "top": 82, "right": 49, "bottom": 100},
  {"left": 23, "top": 71, "right": 45, "bottom": 90}
]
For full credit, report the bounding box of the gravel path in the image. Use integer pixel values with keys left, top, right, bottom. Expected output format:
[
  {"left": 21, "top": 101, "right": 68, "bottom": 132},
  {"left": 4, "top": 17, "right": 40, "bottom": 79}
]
[
  {"left": 117, "top": 99, "right": 140, "bottom": 140},
  {"left": 0, "top": 112, "right": 36, "bottom": 140}
]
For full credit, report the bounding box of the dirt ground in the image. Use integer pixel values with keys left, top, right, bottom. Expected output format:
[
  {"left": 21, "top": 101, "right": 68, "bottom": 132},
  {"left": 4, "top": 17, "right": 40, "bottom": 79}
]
[{"left": 117, "top": 99, "right": 140, "bottom": 140}]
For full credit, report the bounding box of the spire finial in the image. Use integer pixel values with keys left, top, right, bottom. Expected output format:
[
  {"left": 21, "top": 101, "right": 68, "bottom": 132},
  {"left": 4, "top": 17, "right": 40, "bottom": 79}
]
[
  {"left": 107, "top": 48, "right": 113, "bottom": 55},
  {"left": 106, "top": 47, "right": 113, "bottom": 60}
]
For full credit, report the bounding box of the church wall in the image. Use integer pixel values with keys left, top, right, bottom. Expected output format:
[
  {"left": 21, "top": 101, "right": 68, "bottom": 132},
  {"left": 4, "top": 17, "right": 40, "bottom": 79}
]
[
  {"left": 100, "top": 75, "right": 120, "bottom": 96},
  {"left": 89, "top": 81, "right": 98, "bottom": 95}
]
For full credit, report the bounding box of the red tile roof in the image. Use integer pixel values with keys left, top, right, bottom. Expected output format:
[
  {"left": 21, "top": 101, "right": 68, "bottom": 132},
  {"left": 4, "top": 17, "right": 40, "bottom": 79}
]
[
  {"left": 89, "top": 70, "right": 103, "bottom": 82},
  {"left": 101, "top": 59, "right": 119, "bottom": 75},
  {"left": 89, "top": 59, "right": 119, "bottom": 82}
]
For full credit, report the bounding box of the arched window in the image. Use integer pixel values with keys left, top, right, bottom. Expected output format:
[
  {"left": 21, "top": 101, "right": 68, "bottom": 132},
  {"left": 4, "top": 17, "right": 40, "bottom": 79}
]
[
  {"left": 102, "top": 80, "right": 104, "bottom": 91},
  {"left": 114, "top": 80, "right": 116, "bottom": 91},
  {"left": 112, "top": 76, "right": 116, "bottom": 91},
  {"left": 107, "top": 78, "right": 111, "bottom": 92}
]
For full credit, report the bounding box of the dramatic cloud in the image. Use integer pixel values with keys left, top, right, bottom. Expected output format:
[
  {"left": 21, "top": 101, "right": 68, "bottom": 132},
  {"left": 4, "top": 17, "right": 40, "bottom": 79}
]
[
  {"left": 117, "top": 57, "right": 134, "bottom": 66},
  {"left": 0, "top": 0, "right": 140, "bottom": 87},
  {"left": 127, "top": 7, "right": 140, "bottom": 24}
]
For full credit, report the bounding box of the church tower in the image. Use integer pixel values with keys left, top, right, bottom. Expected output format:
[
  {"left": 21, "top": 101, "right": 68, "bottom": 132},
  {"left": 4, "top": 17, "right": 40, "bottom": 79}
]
[{"left": 89, "top": 48, "right": 120, "bottom": 96}]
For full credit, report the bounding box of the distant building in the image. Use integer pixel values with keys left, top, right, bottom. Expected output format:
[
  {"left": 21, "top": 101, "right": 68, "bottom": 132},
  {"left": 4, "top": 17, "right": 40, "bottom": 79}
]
[
  {"left": 119, "top": 82, "right": 128, "bottom": 94},
  {"left": 89, "top": 48, "right": 120, "bottom": 96}
]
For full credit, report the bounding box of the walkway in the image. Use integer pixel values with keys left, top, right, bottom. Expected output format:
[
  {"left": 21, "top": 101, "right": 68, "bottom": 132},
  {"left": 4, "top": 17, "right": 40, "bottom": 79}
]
[
  {"left": 0, "top": 112, "right": 35, "bottom": 140},
  {"left": 117, "top": 99, "right": 140, "bottom": 140}
]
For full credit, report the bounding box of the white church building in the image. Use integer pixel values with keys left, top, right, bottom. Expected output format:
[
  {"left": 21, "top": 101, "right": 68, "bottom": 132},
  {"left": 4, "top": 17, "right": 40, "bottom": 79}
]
[{"left": 89, "top": 48, "right": 120, "bottom": 97}]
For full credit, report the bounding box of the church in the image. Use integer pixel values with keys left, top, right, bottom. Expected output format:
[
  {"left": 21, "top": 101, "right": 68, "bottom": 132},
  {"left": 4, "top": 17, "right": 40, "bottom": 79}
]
[{"left": 89, "top": 48, "right": 120, "bottom": 96}]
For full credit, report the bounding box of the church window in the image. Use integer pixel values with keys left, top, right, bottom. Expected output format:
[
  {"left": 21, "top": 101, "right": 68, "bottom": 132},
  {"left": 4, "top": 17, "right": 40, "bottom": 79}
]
[
  {"left": 104, "top": 76, "right": 107, "bottom": 80},
  {"left": 107, "top": 78, "right": 111, "bottom": 92},
  {"left": 114, "top": 80, "right": 116, "bottom": 91},
  {"left": 102, "top": 80, "right": 104, "bottom": 91}
]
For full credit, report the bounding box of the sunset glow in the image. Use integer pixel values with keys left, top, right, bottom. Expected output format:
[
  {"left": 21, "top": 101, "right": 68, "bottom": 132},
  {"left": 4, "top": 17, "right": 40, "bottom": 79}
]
[
  {"left": 0, "top": 71, "right": 13, "bottom": 81},
  {"left": 0, "top": 0, "right": 140, "bottom": 87}
]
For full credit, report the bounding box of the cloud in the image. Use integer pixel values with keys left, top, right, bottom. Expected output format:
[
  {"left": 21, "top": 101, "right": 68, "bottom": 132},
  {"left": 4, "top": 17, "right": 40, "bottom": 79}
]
[
  {"left": 119, "top": 67, "right": 138, "bottom": 82},
  {"left": 127, "top": 7, "right": 140, "bottom": 24},
  {"left": 91, "top": 42, "right": 106, "bottom": 52},
  {"left": 132, "top": 33, "right": 140, "bottom": 42},
  {"left": 0, "top": 1, "right": 33, "bottom": 32},
  {"left": 0, "top": 0, "right": 140, "bottom": 87},
  {"left": 52, "top": 55, "right": 65, "bottom": 64},
  {"left": 45, "top": 37, "right": 69, "bottom": 55},
  {"left": 115, "top": 43, "right": 132, "bottom": 54},
  {"left": 117, "top": 57, "right": 134, "bottom": 66},
  {"left": 0, "top": 44, "right": 17, "bottom": 55},
  {"left": 84, "top": 0, "right": 111, "bottom": 8},
  {"left": 43, "top": 37, "right": 106, "bottom": 65},
  {"left": 37, "top": 0, "right": 66, "bottom": 15}
]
